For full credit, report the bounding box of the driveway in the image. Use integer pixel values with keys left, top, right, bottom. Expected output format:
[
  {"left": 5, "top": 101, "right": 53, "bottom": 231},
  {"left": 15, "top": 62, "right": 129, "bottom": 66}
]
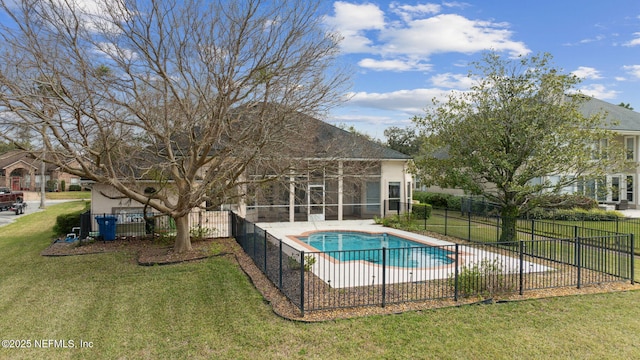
[{"left": 0, "top": 200, "right": 76, "bottom": 228}]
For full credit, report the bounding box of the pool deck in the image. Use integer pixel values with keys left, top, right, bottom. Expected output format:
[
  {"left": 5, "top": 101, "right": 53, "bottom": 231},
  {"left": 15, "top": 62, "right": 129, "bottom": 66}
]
[{"left": 257, "top": 220, "right": 552, "bottom": 288}]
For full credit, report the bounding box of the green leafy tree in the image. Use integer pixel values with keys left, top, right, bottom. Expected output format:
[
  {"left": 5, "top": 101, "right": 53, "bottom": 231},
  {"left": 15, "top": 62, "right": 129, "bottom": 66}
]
[
  {"left": 383, "top": 126, "right": 420, "bottom": 156},
  {"left": 618, "top": 102, "right": 634, "bottom": 111},
  {"left": 413, "top": 52, "right": 625, "bottom": 243}
]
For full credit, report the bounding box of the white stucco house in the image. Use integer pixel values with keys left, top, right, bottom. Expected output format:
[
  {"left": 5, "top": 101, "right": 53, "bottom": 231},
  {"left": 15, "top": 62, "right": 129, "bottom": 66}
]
[{"left": 88, "top": 112, "right": 413, "bottom": 227}]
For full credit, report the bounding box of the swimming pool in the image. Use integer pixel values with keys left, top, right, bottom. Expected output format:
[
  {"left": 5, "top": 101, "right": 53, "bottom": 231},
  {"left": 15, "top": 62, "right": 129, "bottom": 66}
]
[{"left": 297, "top": 231, "right": 454, "bottom": 268}]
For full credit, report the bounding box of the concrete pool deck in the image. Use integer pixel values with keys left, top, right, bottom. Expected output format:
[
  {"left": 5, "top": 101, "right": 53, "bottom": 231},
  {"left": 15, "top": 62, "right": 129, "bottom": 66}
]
[{"left": 257, "top": 220, "right": 553, "bottom": 288}]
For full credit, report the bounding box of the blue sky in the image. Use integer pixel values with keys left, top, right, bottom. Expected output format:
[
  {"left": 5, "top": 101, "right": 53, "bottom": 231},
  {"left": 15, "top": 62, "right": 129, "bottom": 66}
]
[{"left": 323, "top": 1, "right": 640, "bottom": 139}]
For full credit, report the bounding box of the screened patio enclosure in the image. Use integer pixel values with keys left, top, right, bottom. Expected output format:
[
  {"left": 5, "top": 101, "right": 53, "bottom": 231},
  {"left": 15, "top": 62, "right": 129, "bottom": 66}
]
[{"left": 243, "top": 160, "right": 411, "bottom": 223}]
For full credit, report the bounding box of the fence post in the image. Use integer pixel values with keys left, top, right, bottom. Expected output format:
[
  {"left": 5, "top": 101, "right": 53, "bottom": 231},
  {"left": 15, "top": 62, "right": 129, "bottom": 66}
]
[
  {"left": 383, "top": 200, "right": 387, "bottom": 218},
  {"left": 263, "top": 229, "right": 267, "bottom": 273},
  {"left": 467, "top": 209, "right": 471, "bottom": 241},
  {"left": 576, "top": 236, "right": 582, "bottom": 289},
  {"left": 631, "top": 234, "right": 635, "bottom": 285},
  {"left": 382, "top": 247, "right": 387, "bottom": 308},
  {"left": 242, "top": 219, "right": 247, "bottom": 250},
  {"left": 444, "top": 208, "right": 448, "bottom": 236},
  {"left": 454, "top": 243, "right": 459, "bottom": 301},
  {"left": 252, "top": 223, "right": 257, "bottom": 260},
  {"left": 519, "top": 241, "right": 524, "bottom": 295},
  {"left": 531, "top": 220, "right": 535, "bottom": 241},
  {"left": 424, "top": 207, "right": 427, "bottom": 230},
  {"left": 300, "top": 250, "right": 305, "bottom": 317},
  {"left": 279, "top": 240, "right": 283, "bottom": 289}
]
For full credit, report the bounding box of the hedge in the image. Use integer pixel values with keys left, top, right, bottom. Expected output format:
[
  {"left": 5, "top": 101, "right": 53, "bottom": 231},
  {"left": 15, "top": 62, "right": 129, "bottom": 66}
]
[
  {"left": 413, "top": 191, "right": 462, "bottom": 210},
  {"left": 53, "top": 211, "right": 83, "bottom": 235},
  {"left": 411, "top": 203, "right": 432, "bottom": 219}
]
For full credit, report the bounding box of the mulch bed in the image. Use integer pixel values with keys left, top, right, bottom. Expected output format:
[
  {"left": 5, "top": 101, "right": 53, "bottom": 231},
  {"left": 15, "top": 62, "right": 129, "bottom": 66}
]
[
  {"left": 41, "top": 236, "right": 225, "bottom": 265},
  {"left": 40, "top": 234, "right": 640, "bottom": 322}
]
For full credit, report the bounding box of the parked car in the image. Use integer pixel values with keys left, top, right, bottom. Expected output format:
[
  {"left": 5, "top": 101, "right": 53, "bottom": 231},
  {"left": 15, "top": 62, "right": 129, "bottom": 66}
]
[{"left": 0, "top": 187, "right": 27, "bottom": 215}]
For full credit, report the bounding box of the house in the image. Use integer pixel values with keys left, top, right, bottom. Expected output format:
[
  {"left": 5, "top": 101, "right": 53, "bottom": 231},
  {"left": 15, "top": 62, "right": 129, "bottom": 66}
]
[
  {"left": 422, "top": 97, "right": 640, "bottom": 210},
  {"left": 571, "top": 98, "right": 640, "bottom": 209},
  {"left": 0, "top": 150, "right": 82, "bottom": 192},
  {"left": 89, "top": 112, "right": 413, "bottom": 225}
]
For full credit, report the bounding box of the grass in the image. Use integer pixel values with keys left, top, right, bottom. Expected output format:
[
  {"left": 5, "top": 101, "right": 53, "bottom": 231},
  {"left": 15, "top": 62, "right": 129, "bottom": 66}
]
[
  {"left": 1, "top": 202, "right": 640, "bottom": 359},
  {"left": 45, "top": 191, "right": 91, "bottom": 200}
]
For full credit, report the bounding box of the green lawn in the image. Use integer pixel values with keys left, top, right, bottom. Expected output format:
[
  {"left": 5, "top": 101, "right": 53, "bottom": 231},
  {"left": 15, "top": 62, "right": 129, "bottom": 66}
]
[
  {"left": 1, "top": 202, "right": 639, "bottom": 359},
  {"left": 45, "top": 191, "right": 91, "bottom": 200}
]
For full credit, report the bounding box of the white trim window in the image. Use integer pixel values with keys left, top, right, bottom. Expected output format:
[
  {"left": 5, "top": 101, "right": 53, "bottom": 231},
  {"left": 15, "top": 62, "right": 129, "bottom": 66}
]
[
  {"left": 591, "top": 139, "right": 609, "bottom": 160},
  {"left": 625, "top": 136, "right": 636, "bottom": 161},
  {"left": 626, "top": 175, "right": 635, "bottom": 203}
]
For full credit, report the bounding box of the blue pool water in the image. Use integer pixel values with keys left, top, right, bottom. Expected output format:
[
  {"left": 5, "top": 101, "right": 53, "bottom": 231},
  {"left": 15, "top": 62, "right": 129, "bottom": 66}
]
[{"left": 298, "top": 231, "right": 454, "bottom": 268}]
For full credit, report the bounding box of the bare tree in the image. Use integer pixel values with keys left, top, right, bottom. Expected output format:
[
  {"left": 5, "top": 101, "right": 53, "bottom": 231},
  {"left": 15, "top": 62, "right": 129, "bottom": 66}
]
[{"left": 0, "top": 0, "right": 348, "bottom": 252}]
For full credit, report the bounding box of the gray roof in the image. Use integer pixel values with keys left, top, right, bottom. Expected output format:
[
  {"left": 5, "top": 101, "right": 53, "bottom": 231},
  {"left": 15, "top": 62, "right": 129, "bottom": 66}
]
[
  {"left": 310, "top": 117, "right": 412, "bottom": 160},
  {"left": 577, "top": 97, "right": 640, "bottom": 132}
]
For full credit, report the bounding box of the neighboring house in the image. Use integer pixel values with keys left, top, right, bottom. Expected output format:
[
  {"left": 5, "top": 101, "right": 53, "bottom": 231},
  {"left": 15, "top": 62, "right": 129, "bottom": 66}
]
[
  {"left": 0, "top": 150, "right": 81, "bottom": 191},
  {"left": 89, "top": 113, "right": 413, "bottom": 224},
  {"left": 422, "top": 97, "right": 640, "bottom": 209},
  {"left": 572, "top": 98, "right": 640, "bottom": 209}
]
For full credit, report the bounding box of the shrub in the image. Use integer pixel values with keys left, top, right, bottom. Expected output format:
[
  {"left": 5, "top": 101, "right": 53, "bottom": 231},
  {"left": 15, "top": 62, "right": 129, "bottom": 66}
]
[
  {"left": 446, "top": 196, "right": 462, "bottom": 211},
  {"left": 303, "top": 254, "right": 316, "bottom": 271},
  {"left": 190, "top": 226, "right": 214, "bottom": 241},
  {"left": 413, "top": 191, "right": 463, "bottom": 210},
  {"left": 53, "top": 212, "right": 82, "bottom": 235},
  {"left": 524, "top": 207, "right": 622, "bottom": 221},
  {"left": 68, "top": 184, "right": 82, "bottom": 191},
  {"left": 412, "top": 203, "right": 432, "bottom": 219},
  {"left": 60, "top": 180, "right": 66, "bottom": 192},
  {"left": 46, "top": 179, "right": 58, "bottom": 192},
  {"left": 534, "top": 194, "right": 597, "bottom": 210},
  {"left": 449, "top": 258, "right": 513, "bottom": 298}
]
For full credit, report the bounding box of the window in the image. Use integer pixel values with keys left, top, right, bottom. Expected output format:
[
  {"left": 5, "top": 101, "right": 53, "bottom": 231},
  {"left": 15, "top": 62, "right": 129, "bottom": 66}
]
[
  {"left": 626, "top": 136, "right": 636, "bottom": 161},
  {"left": 591, "top": 139, "right": 609, "bottom": 160},
  {"left": 365, "top": 181, "right": 380, "bottom": 212},
  {"left": 388, "top": 182, "right": 400, "bottom": 211},
  {"left": 612, "top": 176, "right": 620, "bottom": 202},
  {"left": 577, "top": 176, "right": 607, "bottom": 202},
  {"left": 627, "top": 175, "right": 634, "bottom": 202}
]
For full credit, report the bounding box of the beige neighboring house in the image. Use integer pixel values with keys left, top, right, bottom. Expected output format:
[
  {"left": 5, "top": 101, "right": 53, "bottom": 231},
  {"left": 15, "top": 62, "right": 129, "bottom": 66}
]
[
  {"left": 0, "top": 150, "right": 81, "bottom": 192},
  {"left": 573, "top": 98, "right": 640, "bottom": 209},
  {"left": 89, "top": 113, "right": 414, "bottom": 224},
  {"left": 422, "top": 97, "right": 640, "bottom": 209}
]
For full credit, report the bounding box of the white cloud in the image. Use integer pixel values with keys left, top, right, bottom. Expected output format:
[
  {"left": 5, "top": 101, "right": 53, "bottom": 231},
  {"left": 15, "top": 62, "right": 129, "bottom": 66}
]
[
  {"left": 571, "top": 66, "right": 602, "bottom": 80},
  {"left": 325, "top": 2, "right": 530, "bottom": 72},
  {"left": 323, "top": 2, "right": 385, "bottom": 53},
  {"left": 358, "top": 58, "right": 432, "bottom": 72},
  {"left": 330, "top": 114, "right": 409, "bottom": 126},
  {"left": 430, "top": 73, "right": 475, "bottom": 89},
  {"left": 380, "top": 14, "right": 529, "bottom": 58},
  {"left": 346, "top": 88, "right": 456, "bottom": 114},
  {"left": 94, "top": 42, "right": 138, "bottom": 61},
  {"left": 576, "top": 84, "right": 619, "bottom": 100},
  {"left": 390, "top": 2, "right": 441, "bottom": 22},
  {"left": 623, "top": 32, "right": 640, "bottom": 47},
  {"left": 623, "top": 65, "right": 640, "bottom": 79},
  {"left": 564, "top": 35, "right": 606, "bottom": 46}
]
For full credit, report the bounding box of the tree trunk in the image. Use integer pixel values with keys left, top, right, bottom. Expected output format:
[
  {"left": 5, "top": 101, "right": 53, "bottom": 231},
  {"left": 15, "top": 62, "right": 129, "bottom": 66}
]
[
  {"left": 499, "top": 205, "right": 519, "bottom": 244},
  {"left": 173, "top": 215, "right": 192, "bottom": 253}
]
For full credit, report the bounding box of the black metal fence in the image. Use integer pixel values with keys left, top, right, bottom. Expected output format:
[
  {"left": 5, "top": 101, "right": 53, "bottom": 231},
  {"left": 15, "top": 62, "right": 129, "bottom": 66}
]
[
  {"left": 231, "top": 212, "right": 635, "bottom": 316},
  {"left": 402, "top": 201, "right": 640, "bottom": 255}
]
